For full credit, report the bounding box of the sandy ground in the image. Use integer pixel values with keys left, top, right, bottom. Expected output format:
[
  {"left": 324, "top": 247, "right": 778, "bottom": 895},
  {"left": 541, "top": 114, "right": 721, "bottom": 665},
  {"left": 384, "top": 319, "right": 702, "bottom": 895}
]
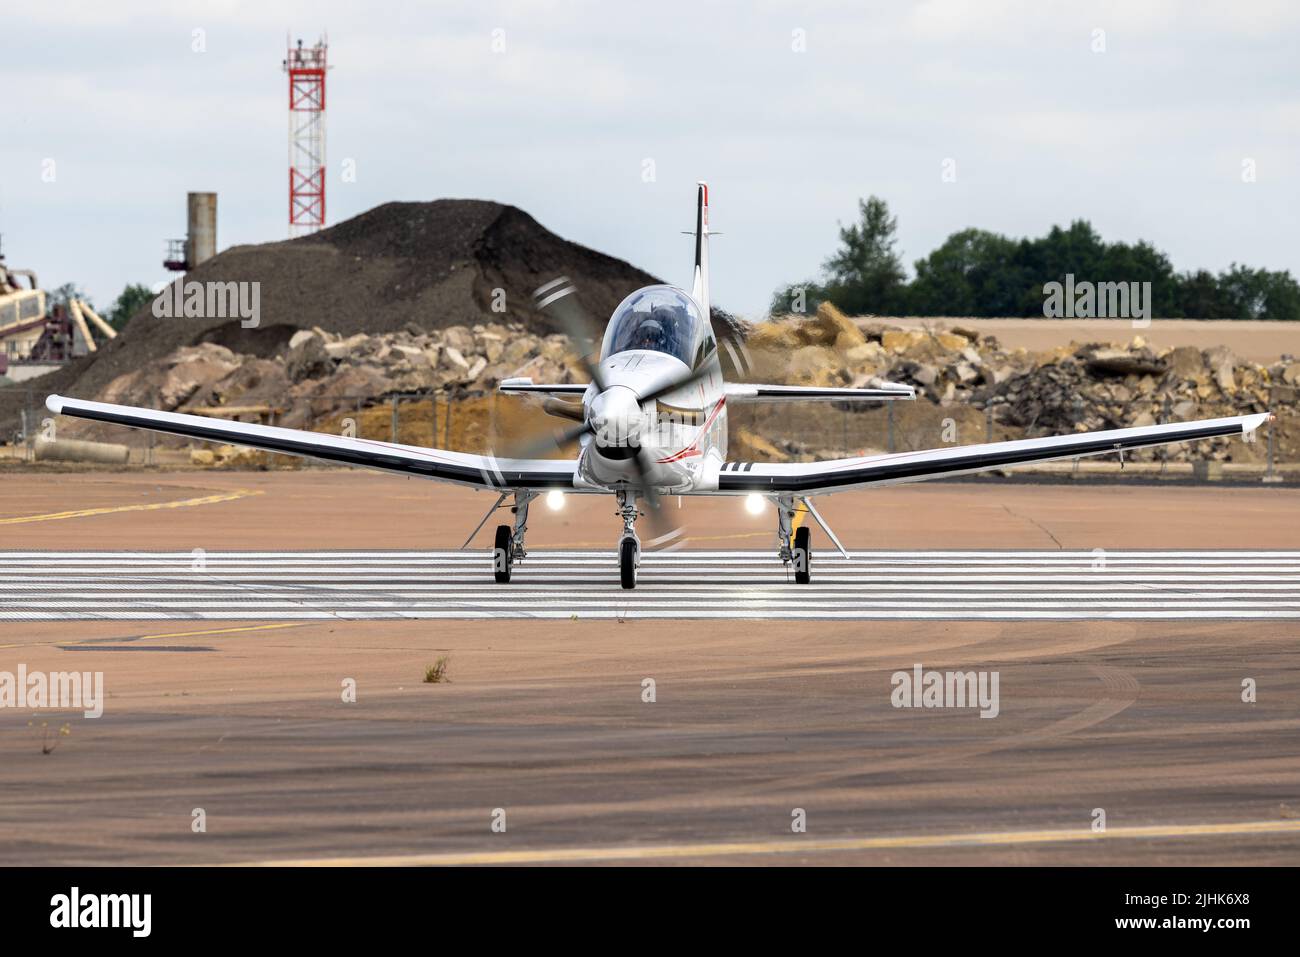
[
  {"left": 1, "top": 469, "right": 1296, "bottom": 551},
  {"left": 2, "top": 471, "right": 1299, "bottom": 865},
  {"left": 878, "top": 317, "right": 1300, "bottom": 363}
]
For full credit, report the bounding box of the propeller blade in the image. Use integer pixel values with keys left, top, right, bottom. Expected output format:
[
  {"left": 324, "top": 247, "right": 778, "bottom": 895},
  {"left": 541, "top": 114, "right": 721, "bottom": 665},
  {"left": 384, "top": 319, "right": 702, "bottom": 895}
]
[
  {"left": 640, "top": 367, "right": 708, "bottom": 406},
  {"left": 498, "top": 420, "right": 592, "bottom": 462},
  {"left": 532, "top": 276, "right": 607, "bottom": 393}
]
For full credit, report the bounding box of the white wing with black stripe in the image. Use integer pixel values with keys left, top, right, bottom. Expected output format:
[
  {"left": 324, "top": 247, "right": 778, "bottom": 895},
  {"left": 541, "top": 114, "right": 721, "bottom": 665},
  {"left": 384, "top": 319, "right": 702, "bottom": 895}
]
[
  {"left": 717, "top": 413, "right": 1271, "bottom": 494},
  {"left": 46, "top": 395, "right": 579, "bottom": 491},
  {"left": 724, "top": 382, "right": 915, "bottom": 402},
  {"left": 498, "top": 377, "right": 590, "bottom": 398}
]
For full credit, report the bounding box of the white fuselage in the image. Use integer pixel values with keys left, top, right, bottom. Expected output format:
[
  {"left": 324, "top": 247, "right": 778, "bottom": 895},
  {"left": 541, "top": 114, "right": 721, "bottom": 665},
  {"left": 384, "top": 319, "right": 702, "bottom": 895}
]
[{"left": 575, "top": 294, "right": 726, "bottom": 494}]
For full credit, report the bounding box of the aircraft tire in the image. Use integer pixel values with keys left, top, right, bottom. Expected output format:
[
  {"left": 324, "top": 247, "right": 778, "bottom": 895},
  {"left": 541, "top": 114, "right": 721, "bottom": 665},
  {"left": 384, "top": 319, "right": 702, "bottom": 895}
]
[{"left": 493, "top": 524, "right": 513, "bottom": 583}]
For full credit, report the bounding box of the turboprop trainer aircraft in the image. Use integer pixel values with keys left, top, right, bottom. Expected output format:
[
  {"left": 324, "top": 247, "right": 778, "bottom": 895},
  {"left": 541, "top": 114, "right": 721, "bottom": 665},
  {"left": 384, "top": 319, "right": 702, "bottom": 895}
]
[{"left": 47, "top": 183, "right": 1271, "bottom": 588}]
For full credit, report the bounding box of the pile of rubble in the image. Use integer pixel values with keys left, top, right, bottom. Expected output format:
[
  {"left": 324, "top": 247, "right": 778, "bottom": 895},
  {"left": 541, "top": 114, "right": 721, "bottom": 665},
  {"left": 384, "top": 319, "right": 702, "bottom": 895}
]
[
  {"left": 747, "top": 304, "right": 1298, "bottom": 462},
  {"left": 80, "top": 321, "right": 582, "bottom": 441},
  {"left": 53, "top": 298, "right": 1297, "bottom": 466}
]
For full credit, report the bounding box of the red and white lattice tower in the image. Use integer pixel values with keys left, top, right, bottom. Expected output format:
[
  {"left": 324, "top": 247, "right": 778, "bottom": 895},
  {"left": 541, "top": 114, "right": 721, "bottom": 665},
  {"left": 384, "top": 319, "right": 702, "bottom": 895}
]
[{"left": 282, "top": 36, "right": 328, "bottom": 236}]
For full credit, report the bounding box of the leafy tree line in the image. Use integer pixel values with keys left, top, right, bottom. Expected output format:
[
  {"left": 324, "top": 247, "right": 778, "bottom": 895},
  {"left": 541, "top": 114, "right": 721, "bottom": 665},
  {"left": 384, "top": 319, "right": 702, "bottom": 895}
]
[{"left": 771, "top": 197, "right": 1300, "bottom": 320}]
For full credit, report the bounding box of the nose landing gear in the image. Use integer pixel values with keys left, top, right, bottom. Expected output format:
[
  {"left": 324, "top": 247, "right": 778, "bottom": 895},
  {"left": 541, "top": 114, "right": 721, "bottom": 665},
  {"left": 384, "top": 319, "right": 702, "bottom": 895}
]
[{"left": 617, "top": 490, "right": 641, "bottom": 589}]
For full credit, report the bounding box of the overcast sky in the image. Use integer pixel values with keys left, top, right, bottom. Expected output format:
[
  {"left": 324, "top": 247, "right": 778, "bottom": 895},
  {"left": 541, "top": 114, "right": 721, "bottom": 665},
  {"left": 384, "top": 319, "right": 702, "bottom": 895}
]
[{"left": 3, "top": 0, "right": 1297, "bottom": 317}]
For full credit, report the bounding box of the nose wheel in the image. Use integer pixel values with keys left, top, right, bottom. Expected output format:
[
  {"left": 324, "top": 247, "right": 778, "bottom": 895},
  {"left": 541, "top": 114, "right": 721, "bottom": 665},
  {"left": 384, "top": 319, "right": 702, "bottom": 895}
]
[
  {"left": 616, "top": 490, "right": 642, "bottom": 589},
  {"left": 619, "top": 536, "right": 639, "bottom": 589}
]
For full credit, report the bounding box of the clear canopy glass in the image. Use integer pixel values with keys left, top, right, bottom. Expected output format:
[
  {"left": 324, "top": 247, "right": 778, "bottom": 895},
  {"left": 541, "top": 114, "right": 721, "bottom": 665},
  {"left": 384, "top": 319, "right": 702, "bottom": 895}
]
[{"left": 603, "top": 286, "right": 702, "bottom": 365}]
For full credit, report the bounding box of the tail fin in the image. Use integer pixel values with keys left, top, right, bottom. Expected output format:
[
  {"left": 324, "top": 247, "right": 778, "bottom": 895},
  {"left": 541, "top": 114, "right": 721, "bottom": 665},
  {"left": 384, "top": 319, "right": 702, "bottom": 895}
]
[{"left": 690, "top": 181, "right": 710, "bottom": 316}]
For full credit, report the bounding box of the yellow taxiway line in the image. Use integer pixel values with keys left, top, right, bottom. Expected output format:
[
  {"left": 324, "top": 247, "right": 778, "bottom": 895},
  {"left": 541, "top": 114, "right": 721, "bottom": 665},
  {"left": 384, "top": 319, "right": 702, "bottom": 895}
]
[
  {"left": 236, "top": 819, "right": 1300, "bottom": 867},
  {"left": 115, "top": 623, "right": 305, "bottom": 641},
  {"left": 0, "top": 621, "right": 302, "bottom": 651},
  {"left": 0, "top": 488, "right": 262, "bottom": 526}
]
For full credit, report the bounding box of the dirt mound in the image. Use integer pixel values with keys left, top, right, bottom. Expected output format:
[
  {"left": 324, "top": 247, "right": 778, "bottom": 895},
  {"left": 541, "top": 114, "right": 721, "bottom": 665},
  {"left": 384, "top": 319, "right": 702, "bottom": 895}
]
[{"left": 1, "top": 200, "right": 658, "bottom": 434}]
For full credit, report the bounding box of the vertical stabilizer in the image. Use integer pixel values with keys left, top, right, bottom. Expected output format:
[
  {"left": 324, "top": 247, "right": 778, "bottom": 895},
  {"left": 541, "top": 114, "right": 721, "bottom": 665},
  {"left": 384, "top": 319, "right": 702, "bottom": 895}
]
[{"left": 690, "top": 181, "right": 710, "bottom": 315}]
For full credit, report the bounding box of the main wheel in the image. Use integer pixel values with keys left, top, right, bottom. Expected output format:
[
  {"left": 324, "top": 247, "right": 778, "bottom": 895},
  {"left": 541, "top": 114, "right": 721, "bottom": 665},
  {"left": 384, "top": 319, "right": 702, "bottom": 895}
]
[
  {"left": 619, "top": 537, "right": 638, "bottom": 590},
  {"left": 793, "top": 525, "right": 812, "bottom": 584},
  {"left": 493, "top": 524, "right": 513, "bottom": 583}
]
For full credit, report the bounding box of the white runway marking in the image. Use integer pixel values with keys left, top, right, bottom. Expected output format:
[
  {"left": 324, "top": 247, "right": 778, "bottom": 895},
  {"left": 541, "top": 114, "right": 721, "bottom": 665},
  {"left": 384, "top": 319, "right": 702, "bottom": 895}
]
[{"left": 3, "top": 550, "right": 1300, "bottom": 621}]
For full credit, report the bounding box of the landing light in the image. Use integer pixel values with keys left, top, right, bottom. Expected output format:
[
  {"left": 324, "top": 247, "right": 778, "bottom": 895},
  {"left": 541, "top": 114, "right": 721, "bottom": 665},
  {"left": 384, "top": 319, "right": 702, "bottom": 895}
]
[
  {"left": 744, "top": 493, "right": 766, "bottom": 515},
  {"left": 546, "top": 490, "right": 567, "bottom": 511}
]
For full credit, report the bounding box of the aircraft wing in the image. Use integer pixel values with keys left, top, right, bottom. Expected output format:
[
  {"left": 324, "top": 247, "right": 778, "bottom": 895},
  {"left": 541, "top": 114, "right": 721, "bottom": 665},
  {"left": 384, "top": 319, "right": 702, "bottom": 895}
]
[
  {"left": 717, "top": 413, "right": 1270, "bottom": 494},
  {"left": 499, "top": 377, "right": 589, "bottom": 397},
  {"left": 724, "top": 382, "right": 915, "bottom": 402},
  {"left": 45, "top": 395, "right": 578, "bottom": 491}
]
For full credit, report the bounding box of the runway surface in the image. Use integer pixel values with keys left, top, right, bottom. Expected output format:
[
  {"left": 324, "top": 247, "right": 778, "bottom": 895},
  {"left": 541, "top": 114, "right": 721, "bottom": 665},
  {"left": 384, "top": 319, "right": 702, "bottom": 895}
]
[
  {"left": 4, "top": 478, "right": 1298, "bottom": 865},
  {"left": 4, "top": 548, "right": 1300, "bottom": 620}
]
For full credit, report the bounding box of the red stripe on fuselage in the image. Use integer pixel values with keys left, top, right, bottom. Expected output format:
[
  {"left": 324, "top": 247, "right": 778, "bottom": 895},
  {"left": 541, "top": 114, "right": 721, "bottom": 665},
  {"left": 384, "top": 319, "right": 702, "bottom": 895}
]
[{"left": 656, "top": 397, "right": 725, "bottom": 464}]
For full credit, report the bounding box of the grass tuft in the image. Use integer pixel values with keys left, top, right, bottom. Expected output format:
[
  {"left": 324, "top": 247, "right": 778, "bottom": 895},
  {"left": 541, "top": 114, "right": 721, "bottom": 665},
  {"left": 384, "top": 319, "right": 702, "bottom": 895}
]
[{"left": 423, "top": 656, "right": 450, "bottom": 684}]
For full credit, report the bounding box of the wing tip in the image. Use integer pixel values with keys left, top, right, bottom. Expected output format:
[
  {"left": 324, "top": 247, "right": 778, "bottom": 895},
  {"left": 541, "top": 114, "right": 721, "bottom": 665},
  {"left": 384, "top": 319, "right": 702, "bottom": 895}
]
[
  {"left": 1243, "top": 411, "right": 1273, "bottom": 437},
  {"left": 45, "top": 394, "right": 65, "bottom": 414}
]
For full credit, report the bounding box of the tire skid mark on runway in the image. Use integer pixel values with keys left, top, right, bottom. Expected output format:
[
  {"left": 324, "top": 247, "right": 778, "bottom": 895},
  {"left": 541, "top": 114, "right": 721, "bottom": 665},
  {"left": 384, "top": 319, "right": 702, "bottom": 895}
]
[{"left": 734, "top": 660, "right": 1143, "bottom": 801}]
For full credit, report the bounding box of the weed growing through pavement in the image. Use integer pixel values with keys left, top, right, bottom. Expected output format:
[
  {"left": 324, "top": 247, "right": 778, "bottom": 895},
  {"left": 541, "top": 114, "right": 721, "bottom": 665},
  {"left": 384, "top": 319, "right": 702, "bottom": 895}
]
[
  {"left": 30, "top": 720, "right": 71, "bottom": 754},
  {"left": 424, "top": 657, "right": 450, "bottom": 684}
]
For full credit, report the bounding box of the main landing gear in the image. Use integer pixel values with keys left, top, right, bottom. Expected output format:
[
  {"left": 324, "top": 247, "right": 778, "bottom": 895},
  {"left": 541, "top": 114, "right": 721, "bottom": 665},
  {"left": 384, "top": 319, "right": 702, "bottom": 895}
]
[
  {"left": 493, "top": 491, "right": 535, "bottom": 584},
  {"left": 777, "top": 496, "right": 812, "bottom": 584}
]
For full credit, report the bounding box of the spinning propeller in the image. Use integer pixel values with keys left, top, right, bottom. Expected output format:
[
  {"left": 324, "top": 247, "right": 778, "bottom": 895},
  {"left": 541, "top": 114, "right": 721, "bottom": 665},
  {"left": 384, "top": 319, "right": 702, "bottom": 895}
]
[{"left": 496, "top": 276, "right": 718, "bottom": 548}]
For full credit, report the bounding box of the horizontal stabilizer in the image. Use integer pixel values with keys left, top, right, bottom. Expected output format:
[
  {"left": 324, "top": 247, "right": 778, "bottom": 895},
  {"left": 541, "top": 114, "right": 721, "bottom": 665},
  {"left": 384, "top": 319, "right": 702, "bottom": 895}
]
[
  {"left": 499, "top": 377, "right": 589, "bottom": 397},
  {"left": 725, "top": 382, "right": 916, "bottom": 402}
]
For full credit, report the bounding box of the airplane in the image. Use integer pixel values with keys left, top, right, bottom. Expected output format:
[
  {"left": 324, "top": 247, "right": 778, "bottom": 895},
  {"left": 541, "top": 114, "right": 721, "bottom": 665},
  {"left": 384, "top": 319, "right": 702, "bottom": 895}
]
[{"left": 46, "top": 182, "right": 1271, "bottom": 589}]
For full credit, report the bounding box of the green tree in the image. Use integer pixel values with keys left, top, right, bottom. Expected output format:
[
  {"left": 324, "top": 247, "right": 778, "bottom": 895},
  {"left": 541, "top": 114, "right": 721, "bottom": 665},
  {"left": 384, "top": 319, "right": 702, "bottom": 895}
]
[
  {"left": 909, "top": 228, "right": 1022, "bottom": 317},
  {"left": 771, "top": 200, "right": 1300, "bottom": 320},
  {"left": 818, "top": 196, "right": 908, "bottom": 315},
  {"left": 1172, "top": 269, "right": 1226, "bottom": 318},
  {"left": 106, "top": 283, "right": 156, "bottom": 331},
  {"left": 768, "top": 279, "right": 826, "bottom": 317},
  {"left": 1214, "top": 265, "right": 1300, "bottom": 321}
]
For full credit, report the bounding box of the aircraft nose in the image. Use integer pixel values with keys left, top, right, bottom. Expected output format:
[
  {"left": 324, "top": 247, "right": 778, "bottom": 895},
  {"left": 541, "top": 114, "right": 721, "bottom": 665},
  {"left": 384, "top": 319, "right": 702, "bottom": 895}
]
[{"left": 589, "top": 386, "right": 645, "bottom": 446}]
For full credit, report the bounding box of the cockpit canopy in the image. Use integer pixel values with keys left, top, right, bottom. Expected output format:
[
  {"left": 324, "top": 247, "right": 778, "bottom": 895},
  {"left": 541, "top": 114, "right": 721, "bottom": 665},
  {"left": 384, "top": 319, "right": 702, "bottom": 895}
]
[{"left": 603, "top": 286, "right": 703, "bottom": 366}]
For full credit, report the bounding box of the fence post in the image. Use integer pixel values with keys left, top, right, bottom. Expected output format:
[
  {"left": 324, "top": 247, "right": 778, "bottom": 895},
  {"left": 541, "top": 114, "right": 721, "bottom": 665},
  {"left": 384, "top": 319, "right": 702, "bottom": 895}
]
[
  {"left": 887, "top": 402, "right": 895, "bottom": 452},
  {"left": 26, "top": 388, "right": 36, "bottom": 462},
  {"left": 1264, "top": 387, "right": 1282, "bottom": 484},
  {"left": 391, "top": 395, "right": 399, "bottom": 444},
  {"left": 444, "top": 389, "right": 453, "bottom": 448}
]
